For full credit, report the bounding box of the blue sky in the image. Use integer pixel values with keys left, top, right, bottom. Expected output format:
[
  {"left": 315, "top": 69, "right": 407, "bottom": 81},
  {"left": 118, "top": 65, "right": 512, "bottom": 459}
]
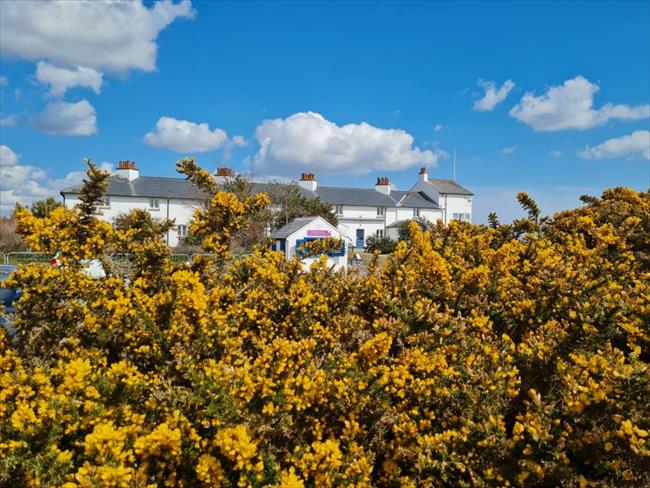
[{"left": 1, "top": 0, "right": 649, "bottom": 222}]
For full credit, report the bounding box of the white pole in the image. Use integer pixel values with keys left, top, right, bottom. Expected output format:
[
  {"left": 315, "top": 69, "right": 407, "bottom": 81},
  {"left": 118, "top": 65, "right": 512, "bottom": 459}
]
[{"left": 453, "top": 149, "right": 456, "bottom": 181}]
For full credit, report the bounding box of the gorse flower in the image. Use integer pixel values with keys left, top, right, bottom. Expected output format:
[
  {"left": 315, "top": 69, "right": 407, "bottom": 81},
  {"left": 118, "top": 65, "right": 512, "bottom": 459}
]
[{"left": 1, "top": 160, "right": 648, "bottom": 487}]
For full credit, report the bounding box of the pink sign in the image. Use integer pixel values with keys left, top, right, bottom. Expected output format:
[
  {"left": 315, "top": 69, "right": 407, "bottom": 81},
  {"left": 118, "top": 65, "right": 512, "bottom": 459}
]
[{"left": 307, "top": 230, "right": 331, "bottom": 237}]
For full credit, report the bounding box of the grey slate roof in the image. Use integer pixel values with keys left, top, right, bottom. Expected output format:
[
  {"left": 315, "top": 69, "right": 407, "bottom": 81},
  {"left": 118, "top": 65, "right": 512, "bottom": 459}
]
[
  {"left": 314, "top": 187, "right": 439, "bottom": 209},
  {"left": 270, "top": 217, "right": 320, "bottom": 239},
  {"left": 425, "top": 179, "right": 473, "bottom": 196},
  {"left": 62, "top": 176, "right": 442, "bottom": 209},
  {"left": 386, "top": 219, "right": 415, "bottom": 229},
  {"left": 391, "top": 190, "right": 439, "bottom": 209},
  {"left": 61, "top": 176, "right": 208, "bottom": 200}
]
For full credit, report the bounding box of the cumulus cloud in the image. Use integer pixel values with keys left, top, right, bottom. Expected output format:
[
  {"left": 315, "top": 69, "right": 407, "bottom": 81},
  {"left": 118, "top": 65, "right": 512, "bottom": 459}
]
[
  {"left": 434, "top": 124, "right": 444, "bottom": 132},
  {"left": 253, "top": 111, "right": 440, "bottom": 176},
  {"left": 500, "top": 146, "right": 517, "bottom": 155},
  {"left": 509, "top": 76, "right": 650, "bottom": 131},
  {"left": 0, "top": 145, "right": 19, "bottom": 167},
  {"left": 36, "top": 61, "right": 103, "bottom": 97},
  {"left": 578, "top": 130, "right": 650, "bottom": 160},
  {"left": 0, "top": 144, "right": 112, "bottom": 214},
  {"left": 0, "top": 0, "right": 193, "bottom": 74},
  {"left": 32, "top": 100, "right": 97, "bottom": 136},
  {"left": 144, "top": 116, "right": 230, "bottom": 153},
  {"left": 473, "top": 79, "right": 515, "bottom": 111},
  {"left": 550, "top": 151, "right": 562, "bottom": 158}
]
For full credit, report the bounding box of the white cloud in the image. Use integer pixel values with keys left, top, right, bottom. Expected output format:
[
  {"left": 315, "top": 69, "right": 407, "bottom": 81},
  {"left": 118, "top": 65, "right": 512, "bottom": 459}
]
[
  {"left": 578, "top": 130, "right": 650, "bottom": 160},
  {"left": 253, "top": 111, "right": 440, "bottom": 177},
  {"left": 0, "top": 114, "right": 17, "bottom": 127},
  {"left": 550, "top": 150, "right": 562, "bottom": 158},
  {"left": 230, "top": 135, "right": 247, "bottom": 147},
  {"left": 222, "top": 135, "right": 247, "bottom": 162},
  {"left": 434, "top": 124, "right": 444, "bottom": 132},
  {"left": 0, "top": 76, "right": 7, "bottom": 86},
  {"left": 0, "top": 145, "right": 19, "bottom": 166},
  {"left": 509, "top": 76, "right": 650, "bottom": 131},
  {"left": 0, "top": 144, "right": 112, "bottom": 214},
  {"left": 0, "top": 0, "right": 193, "bottom": 74},
  {"left": 36, "top": 61, "right": 103, "bottom": 97},
  {"left": 144, "top": 116, "right": 229, "bottom": 153},
  {"left": 32, "top": 100, "right": 97, "bottom": 136},
  {"left": 500, "top": 146, "right": 517, "bottom": 155},
  {"left": 473, "top": 79, "right": 515, "bottom": 111}
]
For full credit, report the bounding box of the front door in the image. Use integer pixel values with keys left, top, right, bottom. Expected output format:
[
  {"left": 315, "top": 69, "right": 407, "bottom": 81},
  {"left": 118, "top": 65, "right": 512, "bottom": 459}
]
[{"left": 356, "top": 228, "right": 365, "bottom": 248}]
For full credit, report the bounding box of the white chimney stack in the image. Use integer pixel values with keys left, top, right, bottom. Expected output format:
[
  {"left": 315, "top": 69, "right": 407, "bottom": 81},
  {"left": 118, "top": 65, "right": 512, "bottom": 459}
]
[
  {"left": 116, "top": 160, "right": 139, "bottom": 181},
  {"left": 418, "top": 167, "right": 428, "bottom": 182},
  {"left": 298, "top": 172, "right": 317, "bottom": 192},
  {"left": 375, "top": 177, "right": 391, "bottom": 195}
]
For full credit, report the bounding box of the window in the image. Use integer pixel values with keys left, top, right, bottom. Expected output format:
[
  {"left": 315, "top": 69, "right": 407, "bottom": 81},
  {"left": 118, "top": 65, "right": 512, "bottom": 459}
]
[
  {"left": 452, "top": 213, "right": 471, "bottom": 222},
  {"left": 98, "top": 196, "right": 110, "bottom": 208},
  {"left": 177, "top": 225, "right": 188, "bottom": 237},
  {"left": 377, "top": 206, "right": 385, "bottom": 216},
  {"left": 335, "top": 205, "right": 343, "bottom": 215},
  {"left": 149, "top": 199, "right": 159, "bottom": 210},
  {"left": 376, "top": 229, "right": 384, "bottom": 237},
  {"left": 413, "top": 208, "right": 420, "bottom": 217}
]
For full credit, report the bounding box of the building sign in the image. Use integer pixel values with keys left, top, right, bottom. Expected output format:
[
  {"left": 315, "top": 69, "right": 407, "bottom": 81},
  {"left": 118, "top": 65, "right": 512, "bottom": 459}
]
[{"left": 307, "top": 229, "right": 331, "bottom": 237}]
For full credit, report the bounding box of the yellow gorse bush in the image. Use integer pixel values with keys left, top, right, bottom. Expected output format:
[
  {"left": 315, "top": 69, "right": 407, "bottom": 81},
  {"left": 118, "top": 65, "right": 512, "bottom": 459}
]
[{"left": 0, "top": 160, "right": 648, "bottom": 487}]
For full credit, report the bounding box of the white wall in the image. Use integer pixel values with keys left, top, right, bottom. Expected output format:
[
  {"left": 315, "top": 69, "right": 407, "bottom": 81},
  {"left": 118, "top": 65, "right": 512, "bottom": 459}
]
[
  {"left": 63, "top": 194, "right": 202, "bottom": 247},
  {"left": 442, "top": 195, "right": 473, "bottom": 224},
  {"left": 282, "top": 218, "right": 348, "bottom": 272},
  {"left": 407, "top": 180, "right": 472, "bottom": 225}
]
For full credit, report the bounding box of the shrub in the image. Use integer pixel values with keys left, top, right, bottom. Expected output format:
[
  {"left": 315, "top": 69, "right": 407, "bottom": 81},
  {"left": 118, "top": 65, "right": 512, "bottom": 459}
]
[
  {"left": 365, "top": 235, "right": 397, "bottom": 254},
  {"left": 1, "top": 160, "right": 648, "bottom": 487}
]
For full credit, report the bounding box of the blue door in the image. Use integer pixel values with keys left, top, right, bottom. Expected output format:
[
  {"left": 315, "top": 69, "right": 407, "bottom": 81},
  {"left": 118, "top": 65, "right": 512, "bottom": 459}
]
[{"left": 356, "top": 228, "right": 365, "bottom": 248}]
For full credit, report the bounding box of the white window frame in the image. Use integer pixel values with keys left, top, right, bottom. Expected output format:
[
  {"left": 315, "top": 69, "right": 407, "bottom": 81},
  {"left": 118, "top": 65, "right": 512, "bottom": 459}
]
[
  {"left": 177, "top": 224, "right": 188, "bottom": 237},
  {"left": 377, "top": 206, "right": 385, "bottom": 216},
  {"left": 98, "top": 196, "right": 110, "bottom": 208},
  {"left": 335, "top": 205, "right": 343, "bottom": 216},
  {"left": 413, "top": 208, "right": 420, "bottom": 217},
  {"left": 376, "top": 229, "right": 384, "bottom": 237},
  {"left": 149, "top": 198, "right": 160, "bottom": 211}
]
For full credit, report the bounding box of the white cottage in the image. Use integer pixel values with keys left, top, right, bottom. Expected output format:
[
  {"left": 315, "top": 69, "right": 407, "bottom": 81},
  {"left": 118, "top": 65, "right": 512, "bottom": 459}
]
[
  {"left": 270, "top": 216, "right": 350, "bottom": 272},
  {"left": 60, "top": 162, "right": 472, "bottom": 248}
]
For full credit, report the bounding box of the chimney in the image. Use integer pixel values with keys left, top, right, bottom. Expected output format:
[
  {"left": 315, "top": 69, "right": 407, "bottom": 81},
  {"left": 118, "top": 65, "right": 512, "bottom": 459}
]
[
  {"left": 116, "top": 160, "right": 139, "bottom": 181},
  {"left": 298, "top": 172, "right": 317, "bottom": 192},
  {"left": 215, "top": 167, "right": 234, "bottom": 184},
  {"left": 418, "top": 167, "right": 428, "bottom": 182},
  {"left": 375, "top": 177, "right": 391, "bottom": 195}
]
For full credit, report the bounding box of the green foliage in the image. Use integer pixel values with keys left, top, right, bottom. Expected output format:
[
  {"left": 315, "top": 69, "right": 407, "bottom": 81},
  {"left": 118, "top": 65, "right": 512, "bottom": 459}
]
[
  {"left": 364, "top": 234, "right": 397, "bottom": 254},
  {"left": 266, "top": 182, "right": 338, "bottom": 229},
  {"left": 30, "top": 197, "right": 63, "bottom": 218},
  {"left": 396, "top": 217, "right": 429, "bottom": 243}
]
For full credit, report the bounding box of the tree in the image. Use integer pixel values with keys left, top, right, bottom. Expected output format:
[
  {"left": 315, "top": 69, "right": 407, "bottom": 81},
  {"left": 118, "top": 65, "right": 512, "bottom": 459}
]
[
  {"left": 30, "top": 197, "right": 63, "bottom": 218},
  {"left": 265, "top": 182, "right": 338, "bottom": 229}
]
